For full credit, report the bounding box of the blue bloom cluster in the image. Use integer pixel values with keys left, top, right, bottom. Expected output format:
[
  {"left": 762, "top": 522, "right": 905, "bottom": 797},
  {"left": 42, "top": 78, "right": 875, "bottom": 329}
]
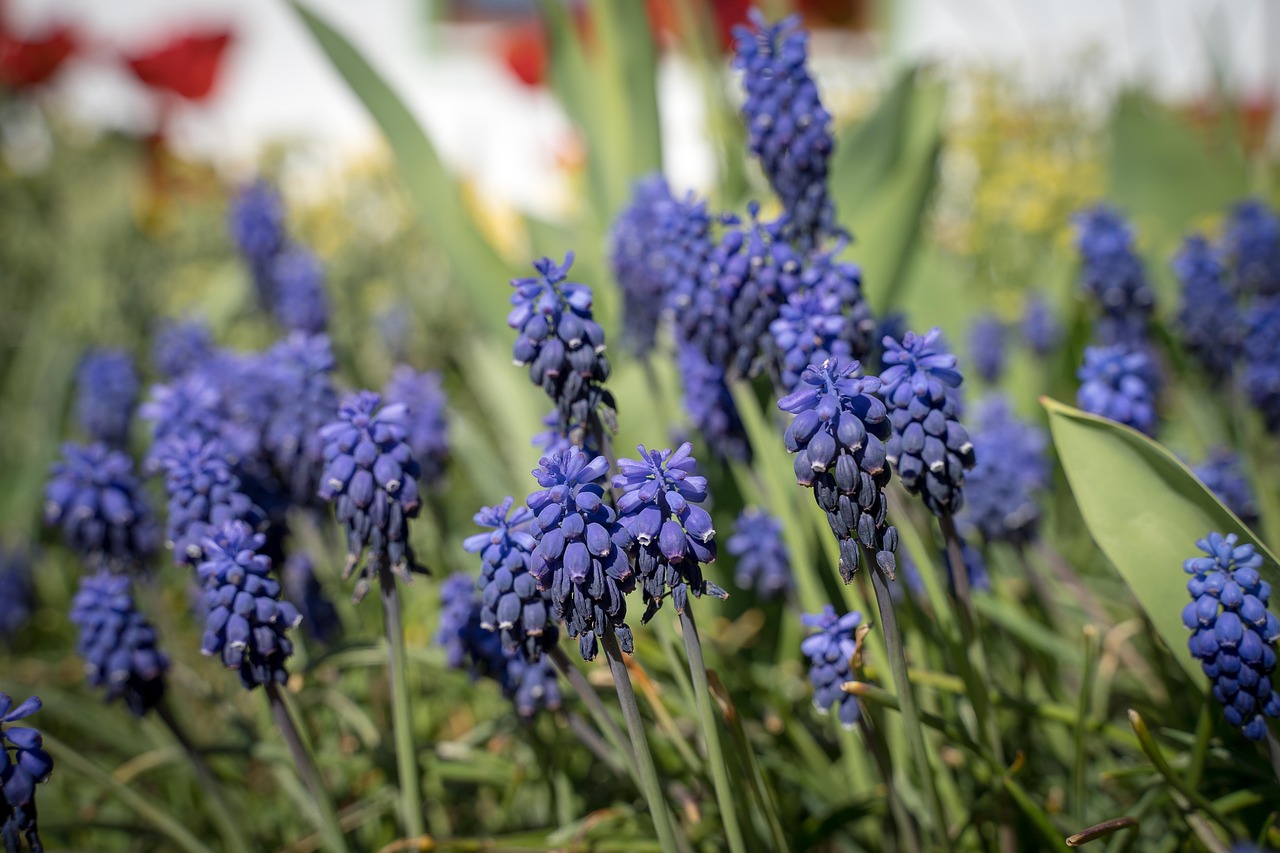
[
  {"left": 960, "top": 396, "right": 1050, "bottom": 547},
  {"left": 526, "top": 447, "right": 634, "bottom": 661},
  {"left": 1021, "top": 295, "right": 1061, "bottom": 357},
  {"left": 879, "top": 329, "right": 976, "bottom": 518},
  {"left": 141, "top": 361, "right": 261, "bottom": 474},
  {"left": 1193, "top": 450, "right": 1259, "bottom": 527},
  {"left": 732, "top": 12, "right": 835, "bottom": 249},
  {"left": 152, "top": 319, "right": 215, "bottom": 381},
  {"left": 779, "top": 357, "right": 898, "bottom": 582},
  {"left": 1173, "top": 235, "right": 1243, "bottom": 379},
  {"left": 726, "top": 508, "right": 791, "bottom": 601},
  {"left": 463, "top": 498, "right": 555, "bottom": 661},
  {"left": 609, "top": 174, "right": 675, "bottom": 358},
  {"left": 1182, "top": 533, "right": 1280, "bottom": 740},
  {"left": 69, "top": 571, "right": 169, "bottom": 716},
  {"left": 1243, "top": 298, "right": 1280, "bottom": 432},
  {"left": 967, "top": 314, "right": 1006, "bottom": 384},
  {"left": 264, "top": 333, "right": 339, "bottom": 506},
  {"left": 0, "top": 694, "right": 53, "bottom": 853},
  {"left": 281, "top": 554, "right": 341, "bottom": 644},
  {"left": 229, "top": 181, "right": 285, "bottom": 266},
  {"left": 197, "top": 522, "right": 301, "bottom": 690},
  {"left": 1073, "top": 205, "right": 1155, "bottom": 345},
  {"left": 1222, "top": 200, "right": 1280, "bottom": 297},
  {"left": 158, "top": 437, "right": 264, "bottom": 567},
  {"left": 44, "top": 443, "right": 159, "bottom": 573},
  {"left": 532, "top": 409, "right": 600, "bottom": 460},
  {"left": 0, "top": 551, "right": 33, "bottom": 646},
  {"left": 383, "top": 366, "right": 450, "bottom": 489},
  {"left": 800, "top": 607, "right": 863, "bottom": 728},
  {"left": 269, "top": 245, "right": 329, "bottom": 335},
  {"left": 677, "top": 344, "right": 751, "bottom": 463},
  {"left": 1076, "top": 344, "right": 1160, "bottom": 436},
  {"left": 895, "top": 541, "right": 991, "bottom": 603},
  {"left": 613, "top": 443, "right": 724, "bottom": 622},
  {"left": 317, "top": 391, "right": 422, "bottom": 602},
  {"left": 75, "top": 348, "right": 139, "bottom": 449}
]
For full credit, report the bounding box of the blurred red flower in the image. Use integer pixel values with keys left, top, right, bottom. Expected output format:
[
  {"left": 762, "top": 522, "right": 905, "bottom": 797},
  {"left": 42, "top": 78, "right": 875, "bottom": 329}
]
[
  {"left": 124, "top": 28, "right": 232, "bottom": 101},
  {"left": 647, "top": 0, "right": 749, "bottom": 51},
  {"left": 500, "top": 21, "right": 547, "bottom": 88},
  {"left": 0, "top": 23, "right": 76, "bottom": 89}
]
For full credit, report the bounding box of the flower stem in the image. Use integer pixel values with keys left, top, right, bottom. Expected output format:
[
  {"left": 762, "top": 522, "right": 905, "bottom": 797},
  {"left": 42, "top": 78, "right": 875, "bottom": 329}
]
[
  {"left": 264, "top": 682, "right": 348, "bottom": 853},
  {"left": 602, "top": 631, "right": 682, "bottom": 853},
  {"left": 377, "top": 566, "right": 432, "bottom": 840},
  {"left": 550, "top": 645, "right": 638, "bottom": 782},
  {"left": 156, "top": 701, "right": 252, "bottom": 853},
  {"left": 677, "top": 605, "right": 747, "bottom": 853}
]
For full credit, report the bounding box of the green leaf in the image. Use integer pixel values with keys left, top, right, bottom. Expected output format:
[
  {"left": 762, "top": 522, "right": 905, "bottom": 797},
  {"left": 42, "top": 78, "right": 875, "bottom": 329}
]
[{"left": 1042, "top": 397, "right": 1280, "bottom": 684}]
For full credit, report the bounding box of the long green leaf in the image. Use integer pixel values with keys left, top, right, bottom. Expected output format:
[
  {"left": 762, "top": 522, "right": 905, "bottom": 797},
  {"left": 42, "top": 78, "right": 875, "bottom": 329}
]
[{"left": 1042, "top": 397, "right": 1280, "bottom": 684}]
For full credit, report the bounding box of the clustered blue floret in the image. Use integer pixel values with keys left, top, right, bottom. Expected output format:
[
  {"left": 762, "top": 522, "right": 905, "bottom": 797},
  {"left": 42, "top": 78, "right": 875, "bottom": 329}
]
[
  {"left": 1076, "top": 344, "right": 1160, "bottom": 436},
  {"left": 44, "top": 443, "right": 159, "bottom": 573},
  {"left": 676, "top": 344, "right": 751, "bottom": 463},
  {"left": 732, "top": 12, "right": 836, "bottom": 249},
  {"left": 0, "top": 694, "right": 53, "bottom": 853},
  {"left": 317, "top": 391, "right": 422, "bottom": 602},
  {"left": 269, "top": 245, "right": 330, "bottom": 335},
  {"left": 263, "top": 333, "right": 339, "bottom": 506},
  {"left": 1173, "top": 235, "right": 1243, "bottom": 379},
  {"left": 383, "top": 366, "right": 450, "bottom": 489},
  {"left": 463, "top": 498, "right": 555, "bottom": 661},
  {"left": 157, "top": 437, "right": 264, "bottom": 567},
  {"left": 779, "top": 356, "right": 898, "bottom": 582},
  {"left": 967, "top": 314, "right": 1006, "bottom": 384},
  {"left": 69, "top": 571, "right": 169, "bottom": 716},
  {"left": 726, "top": 508, "right": 792, "bottom": 601},
  {"left": 532, "top": 409, "right": 600, "bottom": 460},
  {"left": 879, "top": 329, "right": 976, "bottom": 518},
  {"left": 75, "top": 348, "right": 139, "bottom": 449},
  {"left": 800, "top": 607, "right": 863, "bottom": 728},
  {"left": 197, "top": 521, "right": 301, "bottom": 690},
  {"left": 281, "top": 554, "right": 341, "bottom": 644},
  {"left": 613, "top": 443, "right": 725, "bottom": 622},
  {"left": 895, "top": 541, "right": 991, "bottom": 603},
  {"left": 609, "top": 174, "right": 675, "bottom": 359},
  {"left": 1243, "top": 297, "right": 1280, "bottom": 433},
  {"left": 1222, "top": 200, "right": 1280, "bottom": 297},
  {"left": 0, "top": 551, "right": 33, "bottom": 646},
  {"left": 151, "top": 319, "right": 215, "bottom": 381},
  {"left": 1073, "top": 205, "right": 1155, "bottom": 345},
  {"left": 1021, "top": 295, "right": 1061, "bottom": 357},
  {"left": 1182, "top": 533, "right": 1280, "bottom": 740},
  {"left": 1194, "top": 450, "right": 1259, "bottom": 528},
  {"left": 960, "top": 395, "right": 1050, "bottom": 547},
  {"left": 526, "top": 447, "right": 635, "bottom": 661},
  {"left": 229, "top": 180, "right": 286, "bottom": 267}
]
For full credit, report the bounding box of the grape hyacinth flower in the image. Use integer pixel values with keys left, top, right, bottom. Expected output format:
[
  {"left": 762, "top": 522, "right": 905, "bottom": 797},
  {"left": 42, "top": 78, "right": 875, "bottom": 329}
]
[
  {"left": 508, "top": 253, "right": 613, "bottom": 434},
  {"left": 1174, "top": 235, "right": 1243, "bottom": 379},
  {"left": 960, "top": 395, "right": 1050, "bottom": 547},
  {"left": 1194, "top": 450, "right": 1260, "bottom": 528},
  {"left": 152, "top": 319, "right": 215, "bottom": 381},
  {"left": 158, "top": 437, "right": 265, "bottom": 567},
  {"left": 531, "top": 409, "right": 600, "bottom": 459},
  {"left": 383, "top": 366, "right": 450, "bottom": 489},
  {"left": 44, "top": 443, "right": 159, "bottom": 573},
  {"left": 659, "top": 194, "right": 719, "bottom": 318},
  {"left": 733, "top": 12, "right": 836, "bottom": 249},
  {"left": 228, "top": 180, "right": 285, "bottom": 263},
  {"left": 197, "top": 521, "right": 301, "bottom": 689},
  {"left": 779, "top": 356, "right": 898, "bottom": 582},
  {"left": 967, "top": 314, "right": 1006, "bottom": 383},
  {"left": 270, "top": 245, "right": 329, "bottom": 335},
  {"left": 0, "top": 694, "right": 53, "bottom": 853},
  {"left": 770, "top": 278, "right": 854, "bottom": 394},
  {"left": 0, "top": 550, "right": 33, "bottom": 646},
  {"left": 1222, "top": 199, "right": 1280, "bottom": 297},
  {"left": 609, "top": 174, "right": 675, "bottom": 358},
  {"left": 526, "top": 447, "right": 635, "bottom": 661},
  {"left": 463, "top": 497, "right": 555, "bottom": 661},
  {"left": 678, "top": 345, "right": 751, "bottom": 463},
  {"left": 140, "top": 369, "right": 231, "bottom": 472},
  {"left": 1076, "top": 344, "right": 1160, "bottom": 436},
  {"left": 69, "top": 571, "right": 169, "bottom": 715},
  {"left": 1022, "top": 295, "right": 1061, "bottom": 357},
  {"left": 282, "top": 554, "right": 341, "bottom": 644},
  {"left": 318, "top": 391, "right": 423, "bottom": 602},
  {"left": 800, "top": 606, "right": 863, "bottom": 728},
  {"left": 1182, "top": 532, "right": 1280, "bottom": 740},
  {"left": 1243, "top": 298, "right": 1280, "bottom": 433},
  {"left": 263, "top": 333, "right": 339, "bottom": 506},
  {"left": 75, "top": 348, "right": 139, "bottom": 448},
  {"left": 613, "top": 443, "right": 725, "bottom": 622},
  {"left": 1073, "top": 205, "right": 1155, "bottom": 345},
  {"left": 941, "top": 540, "right": 991, "bottom": 595},
  {"left": 726, "top": 508, "right": 792, "bottom": 601},
  {"left": 879, "top": 329, "right": 977, "bottom": 518}
]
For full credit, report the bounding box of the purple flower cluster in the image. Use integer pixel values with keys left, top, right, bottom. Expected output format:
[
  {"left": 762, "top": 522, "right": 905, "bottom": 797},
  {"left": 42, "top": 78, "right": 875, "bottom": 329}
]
[
  {"left": 69, "top": 571, "right": 169, "bottom": 716},
  {"left": 0, "top": 550, "right": 32, "bottom": 646},
  {"left": 75, "top": 348, "right": 139, "bottom": 449},
  {"left": 1182, "top": 533, "right": 1280, "bottom": 740},
  {"left": 44, "top": 443, "right": 159, "bottom": 573},
  {"left": 960, "top": 396, "right": 1050, "bottom": 547},
  {"left": 1073, "top": 205, "right": 1155, "bottom": 345},
  {"left": 967, "top": 314, "right": 1006, "bottom": 384},
  {"left": 383, "top": 366, "right": 450, "bottom": 489},
  {"left": 609, "top": 174, "right": 676, "bottom": 358},
  {"left": 800, "top": 607, "right": 863, "bottom": 728},
  {"left": 677, "top": 344, "right": 750, "bottom": 463},
  {"left": 1076, "top": 344, "right": 1160, "bottom": 436},
  {"left": 1, "top": 694, "right": 53, "bottom": 853},
  {"left": 281, "top": 554, "right": 341, "bottom": 644},
  {"left": 263, "top": 334, "right": 340, "bottom": 507},
  {"left": 726, "top": 508, "right": 792, "bottom": 601},
  {"left": 152, "top": 319, "right": 215, "bottom": 381},
  {"left": 1173, "top": 235, "right": 1243, "bottom": 379},
  {"left": 1021, "top": 295, "right": 1061, "bottom": 357},
  {"left": 158, "top": 437, "right": 265, "bottom": 567},
  {"left": 269, "top": 245, "right": 329, "bottom": 335},
  {"left": 1243, "top": 298, "right": 1280, "bottom": 432},
  {"left": 1193, "top": 450, "right": 1259, "bottom": 528},
  {"left": 1222, "top": 200, "right": 1280, "bottom": 297}
]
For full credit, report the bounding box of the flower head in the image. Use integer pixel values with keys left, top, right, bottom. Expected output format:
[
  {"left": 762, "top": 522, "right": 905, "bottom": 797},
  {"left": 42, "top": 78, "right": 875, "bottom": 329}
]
[
  {"left": 156, "top": 437, "right": 264, "bottom": 567},
  {"left": 0, "top": 550, "right": 33, "bottom": 645},
  {"left": 532, "top": 409, "right": 600, "bottom": 460},
  {"left": 613, "top": 443, "right": 724, "bottom": 621},
  {"left": 270, "top": 245, "right": 329, "bottom": 335},
  {"left": 959, "top": 396, "right": 1050, "bottom": 546},
  {"left": 463, "top": 498, "right": 555, "bottom": 661},
  {"left": 1243, "top": 298, "right": 1280, "bottom": 433},
  {"left": 263, "top": 333, "right": 338, "bottom": 506},
  {"left": 1194, "top": 450, "right": 1259, "bottom": 528},
  {"left": 1222, "top": 199, "right": 1280, "bottom": 297},
  {"left": 0, "top": 693, "right": 53, "bottom": 851},
  {"left": 526, "top": 447, "right": 634, "bottom": 661},
  {"left": 1182, "top": 532, "right": 1280, "bottom": 740},
  {"left": 1174, "top": 235, "right": 1243, "bottom": 379},
  {"left": 44, "top": 443, "right": 159, "bottom": 573},
  {"left": 75, "top": 348, "right": 139, "bottom": 449},
  {"left": 317, "top": 391, "right": 422, "bottom": 602},
  {"left": 197, "top": 521, "right": 301, "bottom": 690},
  {"left": 609, "top": 174, "right": 675, "bottom": 358},
  {"left": 1073, "top": 205, "right": 1155, "bottom": 345},
  {"left": 726, "top": 508, "right": 792, "bottom": 601},
  {"left": 151, "top": 319, "right": 215, "bottom": 381},
  {"left": 967, "top": 314, "right": 1006, "bottom": 384},
  {"left": 229, "top": 180, "right": 285, "bottom": 264},
  {"left": 281, "top": 554, "right": 341, "bottom": 644},
  {"left": 383, "top": 366, "right": 450, "bottom": 489},
  {"left": 1076, "top": 344, "right": 1160, "bottom": 436},
  {"left": 800, "top": 607, "right": 863, "bottom": 728},
  {"left": 677, "top": 345, "right": 750, "bottom": 463},
  {"left": 1022, "top": 295, "right": 1061, "bottom": 357},
  {"left": 69, "top": 572, "right": 169, "bottom": 715}
]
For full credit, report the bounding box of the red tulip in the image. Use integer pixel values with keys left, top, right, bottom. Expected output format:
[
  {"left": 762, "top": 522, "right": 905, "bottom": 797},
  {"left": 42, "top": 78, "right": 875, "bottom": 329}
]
[
  {"left": 499, "top": 21, "right": 547, "bottom": 88},
  {"left": 124, "top": 28, "right": 232, "bottom": 102},
  {"left": 0, "top": 24, "right": 76, "bottom": 89}
]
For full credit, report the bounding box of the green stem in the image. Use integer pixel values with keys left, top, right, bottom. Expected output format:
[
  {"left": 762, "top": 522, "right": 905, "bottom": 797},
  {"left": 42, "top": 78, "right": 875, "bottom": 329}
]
[
  {"left": 1187, "top": 696, "right": 1214, "bottom": 790},
  {"left": 678, "top": 606, "right": 747, "bottom": 853},
  {"left": 156, "top": 701, "right": 252, "bottom": 853},
  {"left": 1127, "top": 709, "right": 1233, "bottom": 832},
  {"left": 1074, "top": 626, "right": 1099, "bottom": 828},
  {"left": 859, "top": 711, "right": 919, "bottom": 852},
  {"left": 602, "top": 631, "right": 682, "bottom": 853},
  {"left": 550, "top": 646, "right": 638, "bottom": 782},
  {"left": 264, "top": 683, "right": 349, "bottom": 853}
]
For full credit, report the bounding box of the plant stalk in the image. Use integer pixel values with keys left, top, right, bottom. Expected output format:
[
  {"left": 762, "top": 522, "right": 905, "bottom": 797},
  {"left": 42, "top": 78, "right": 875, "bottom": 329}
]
[
  {"left": 265, "top": 682, "right": 349, "bottom": 853},
  {"left": 156, "top": 701, "right": 253, "bottom": 853},
  {"left": 550, "top": 645, "right": 638, "bottom": 781}
]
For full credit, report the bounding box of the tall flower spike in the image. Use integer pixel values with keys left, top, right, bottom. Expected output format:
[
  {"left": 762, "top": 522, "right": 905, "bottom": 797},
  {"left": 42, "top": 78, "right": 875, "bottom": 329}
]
[
  {"left": 75, "top": 348, "right": 139, "bottom": 449},
  {"left": 967, "top": 314, "right": 1006, "bottom": 384},
  {"left": 959, "top": 395, "right": 1050, "bottom": 547},
  {"left": 1194, "top": 450, "right": 1260, "bottom": 528},
  {"left": 609, "top": 174, "right": 675, "bottom": 359},
  {"left": 1222, "top": 199, "right": 1280, "bottom": 297},
  {"left": 269, "top": 245, "right": 329, "bottom": 335},
  {"left": 677, "top": 344, "right": 751, "bottom": 463},
  {"left": 229, "top": 180, "right": 286, "bottom": 306},
  {"left": 1173, "top": 235, "right": 1243, "bottom": 380},
  {"left": 526, "top": 447, "right": 635, "bottom": 661},
  {"left": 263, "top": 333, "right": 339, "bottom": 506},
  {"left": 383, "top": 366, "right": 450, "bottom": 489},
  {"left": 0, "top": 550, "right": 33, "bottom": 646},
  {"left": 1076, "top": 344, "right": 1160, "bottom": 436},
  {"left": 726, "top": 508, "right": 792, "bottom": 601},
  {"left": 1243, "top": 297, "right": 1280, "bottom": 433},
  {"left": 1182, "top": 532, "right": 1280, "bottom": 740},
  {"left": 317, "top": 391, "right": 423, "bottom": 602},
  {"left": 1022, "top": 295, "right": 1062, "bottom": 357},
  {"left": 197, "top": 521, "right": 302, "bottom": 690},
  {"left": 281, "top": 554, "right": 341, "bottom": 643},
  {"left": 508, "top": 253, "right": 613, "bottom": 434},
  {"left": 613, "top": 443, "right": 725, "bottom": 622},
  {"left": 69, "top": 571, "right": 169, "bottom": 716},
  {"left": 1073, "top": 205, "right": 1155, "bottom": 345},
  {"left": 158, "top": 437, "right": 265, "bottom": 567},
  {"left": 800, "top": 607, "right": 863, "bottom": 728},
  {"left": 532, "top": 409, "right": 600, "bottom": 460},
  {"left": 778, "top": 356, "right": 898, "bottom": 582},
  {"left": 463, "top": 497, "right": 556, "bottom": 661},
  {"left": 44, "top": 443, "right": 159, "bottom": 573},
  {"left": 0, "top": 694, "right": 53, "bottom": 852},
  {"left": 733, "top": 12, "right": 836, "bottom": 249},
  {"left": 879, "top": 329, "right": 977, "bottom": 518},
  {"left": 151, "top": 319, "right": 215, "bottom": 381}
]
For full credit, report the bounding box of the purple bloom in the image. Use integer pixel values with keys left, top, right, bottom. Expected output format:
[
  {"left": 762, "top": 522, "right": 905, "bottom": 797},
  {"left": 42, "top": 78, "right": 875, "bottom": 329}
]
[
  {"left": 152, "top": 319, "right": 215, "bottom": 381},
  {"left": 726, "top": 508, "right": 791, "bottom": 601},
  {"left": 44, "top": 443, "right": 159, "bottom": 573},
  {"left": 1193, "top": 450, "right": 1259, "bottom": 528},
  {"left": 1073, "top": 205, "right": 1155, "bottom": 345},
  {"left": 463, "top": 497, "right": 555, "bottom": 661},
  {"left": 769, "top": 265, "right": 855, "bottom": 393},
  {"left": 609, "top": 174, "right": 675, "bottom": 358},
  {"left": 0, "top": 550, "right": 33, "bottom": 645},
  {"left": 1174, "top": 235, "right": 1243, "bottom": 379},
  {"left": 613, "top": 443, "right": 725, "bottom": 622},
  {"left": 156, "top": 437, "right": 264, "bottom": 568},
  {"left": 1076, "top": 344, "right": 1160, "bottom": 436},
  {"left": 263, "top": 333, "right": 339, "bottom": 506},
  {"left": 228, "top": 180, "right": 285, "bottom": 263},
  {"left": 532, "top": 409, "right": 599, "bottom": 460},
  {"left": 1222, "top": 199, "right": 1280, "bottom": 297},
  {"left": 281, "top": 554, "right": 341, "bottom": 644},
  {"left": 270, "top": 245, "right": 329, "bottom": 335},
  {"left": 75, "top": 348, "right": 139, "bottom": 449},
  {"left": 383, "top": 366, "right": 449, "bottom": 489},
  {"left": 800, "top": 607, "right": 863, "bottom": 728},
  {"left": 659, "top": 194, "right": 721, "bottom": 323},
  {"left": 967, "top": 314, "right": 1005, "bottom": 384},
  {"left": 1243, "top": 297, "right": 1280, "bottom": 433},
  {"left": 677, "top": 344, "right": 750, "bottom": 463},
  {"left": 0, "top": 693, "right": 53, "bottom": 852},
  {"left": 1182, "top": 532, "right": 1280, "bottom": 740},
  {"left": 69, "top": 571, "right": 168, "bottom": 716},
  {"left": 959, "top": 396, "right": 1050, "bottom": 546},
  {"left": 1021, "top": 295, "right": 1061, "bottom": 357}
]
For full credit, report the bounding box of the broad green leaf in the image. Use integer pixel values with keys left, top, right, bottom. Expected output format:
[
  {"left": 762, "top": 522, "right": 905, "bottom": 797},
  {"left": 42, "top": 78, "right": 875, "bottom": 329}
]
[
  {"left": 290, "top": 2, "right": 514, "bottom": 334},
  {"left": 1043, "top": 396, "right": 1280, "bottom": 684}
]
